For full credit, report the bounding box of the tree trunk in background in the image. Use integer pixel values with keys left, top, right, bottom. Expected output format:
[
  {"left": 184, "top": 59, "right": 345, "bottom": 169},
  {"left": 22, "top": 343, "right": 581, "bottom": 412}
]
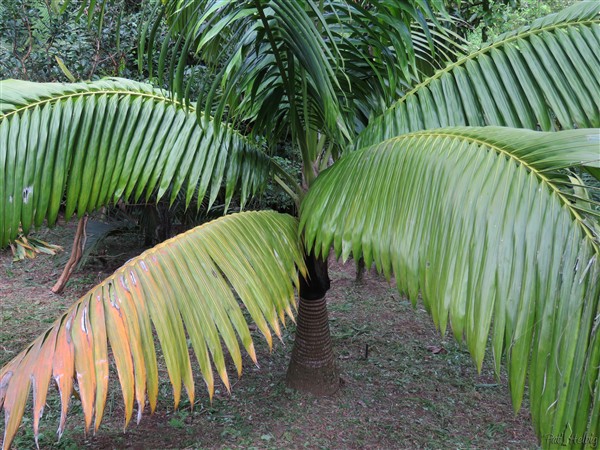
[
  {"left": 286, "top": 252, "right": 340, "bottom": 395},
  {"left": 482, "top": 0, "right": 490, "bottom": 42},
  {"left": 52, "top": 214, "right": 88, "bottom": 294},
  {"left": 355, "top": 256, "right": 366, "bottom": 283}
]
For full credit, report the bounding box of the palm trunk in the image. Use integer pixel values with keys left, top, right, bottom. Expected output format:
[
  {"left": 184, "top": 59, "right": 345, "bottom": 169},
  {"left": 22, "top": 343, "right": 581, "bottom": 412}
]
[{"left": 285, "top": 252, "right": 340, "bottom": 395}]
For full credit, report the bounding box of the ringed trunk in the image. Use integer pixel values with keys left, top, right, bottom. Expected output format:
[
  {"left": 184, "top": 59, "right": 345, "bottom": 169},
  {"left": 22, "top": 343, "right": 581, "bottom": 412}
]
[{"left": 286, "top": 252, "right": 340, "bottom": 395}]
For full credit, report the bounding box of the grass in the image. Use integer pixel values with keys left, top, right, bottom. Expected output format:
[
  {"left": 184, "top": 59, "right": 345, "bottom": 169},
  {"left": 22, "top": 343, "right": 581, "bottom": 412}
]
[{"left": 0, "top": 221, "right": 540, "bottom": 449}]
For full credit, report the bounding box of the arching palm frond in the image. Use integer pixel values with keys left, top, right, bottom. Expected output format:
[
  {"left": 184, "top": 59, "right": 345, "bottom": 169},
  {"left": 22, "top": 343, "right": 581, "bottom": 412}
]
[
  {"left": 0, "top": 78, "right": 271, "bottom": 248},
  {"left": 301, "top": 127, "right": 600, "bottom": 443},
  {"left": 0, "top": 211, "right": 305, "bottom": 450},
  {"left": 159, "top": 0, "right": 349, "bottom": 143},
  {"left": 356, "top": 2, "right": 600, "bottom": 149},
  {"left": 317, "top": 3, "right": 466, "bottom": 128},
  {"left": 152, "top": 0, "right": 453, "bottom": 144}
]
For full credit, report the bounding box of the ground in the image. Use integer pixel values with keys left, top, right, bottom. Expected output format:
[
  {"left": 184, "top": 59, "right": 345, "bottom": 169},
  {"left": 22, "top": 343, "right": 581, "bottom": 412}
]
[{"left": 1, "top": 219, "right": 539, "bottom": 449}]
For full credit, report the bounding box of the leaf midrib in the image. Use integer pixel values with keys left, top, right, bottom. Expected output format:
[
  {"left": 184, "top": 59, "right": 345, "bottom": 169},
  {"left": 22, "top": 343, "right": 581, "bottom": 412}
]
[
  {"left": 0, "top": 89, "right": 192, "bottom": 121},
  {"left": 389, "top": 130, "right": 600, "bottom": 254},
  {"left": 0, "top": 85, "right": 255, "bottom": 145}
]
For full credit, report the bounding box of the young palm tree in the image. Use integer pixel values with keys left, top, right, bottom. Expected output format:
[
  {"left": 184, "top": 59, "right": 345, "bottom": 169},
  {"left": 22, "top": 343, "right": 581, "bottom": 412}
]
[{"left": 0, "top": 1, "right": 599, "bottom": 449}]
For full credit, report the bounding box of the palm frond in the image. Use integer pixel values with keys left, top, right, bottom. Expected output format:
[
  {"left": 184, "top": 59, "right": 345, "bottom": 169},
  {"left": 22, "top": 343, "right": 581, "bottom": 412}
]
[
  {"left": 356, "top": 2, "right": 600, "bottom": 149},
  {"left": 160, "top": 0, "right": 348, "bottom": 142},
  {"left": 153, "top": 0, "right": 454, "bottom": 144},
  {"left": 0, "top": 211, "right": 305, "bottom": 450},
  {"left": 0, "top": 78, "right": 271, "bottom": 248},
  {"left": 319, "top": 3, "right": 466, "bottom": 128},
  {"left": 300, "top": 126, "right": 600, "bottom": 441}
]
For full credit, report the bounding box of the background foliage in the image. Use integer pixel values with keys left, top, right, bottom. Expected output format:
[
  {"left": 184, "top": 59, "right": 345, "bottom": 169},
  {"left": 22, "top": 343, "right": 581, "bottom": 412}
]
[
  {"left": 0, "top": 0, "right": 140, "bottom": 81},
  {"left": 448, "top": 0, "right": 579, "bottom": 49}
]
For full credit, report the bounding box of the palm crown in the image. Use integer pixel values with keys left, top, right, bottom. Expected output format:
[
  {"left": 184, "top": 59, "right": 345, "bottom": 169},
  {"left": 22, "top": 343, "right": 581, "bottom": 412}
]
[{"left": 0, "top": 1, "right": 599, "bottom": 449}]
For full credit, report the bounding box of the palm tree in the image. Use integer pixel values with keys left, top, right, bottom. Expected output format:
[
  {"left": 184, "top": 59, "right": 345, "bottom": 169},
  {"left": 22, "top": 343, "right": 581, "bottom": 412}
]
[{"left": 1, "top": 1, "right": 599, "bottom": 448}]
